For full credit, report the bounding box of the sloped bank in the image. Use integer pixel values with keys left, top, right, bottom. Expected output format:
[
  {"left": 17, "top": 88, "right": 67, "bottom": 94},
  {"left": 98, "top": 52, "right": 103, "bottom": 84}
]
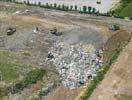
[{"left": 79, "top": 30, "right": 132, "bottom": 100}]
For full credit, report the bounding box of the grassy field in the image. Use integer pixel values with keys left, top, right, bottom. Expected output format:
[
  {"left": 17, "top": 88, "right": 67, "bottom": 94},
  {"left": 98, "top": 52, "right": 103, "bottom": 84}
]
[
  {"left": 0, "top": 62, "right": 19, "bottom": 82},
  {"left": 112, "top": 0, "right": 132, "bottom": 18},
  {"left": 119, "top": 2, "right": 132, "bottom": 18}
]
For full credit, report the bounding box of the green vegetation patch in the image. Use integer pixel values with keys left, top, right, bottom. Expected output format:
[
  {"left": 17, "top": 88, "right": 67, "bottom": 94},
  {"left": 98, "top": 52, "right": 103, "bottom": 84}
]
[
  {"left": 8, "top": 68, "right": 47, "bottom": 94},
  {"left": 0, "top": 62, "right": 19, "bottom": 82},
  {"left": 119, "top": 3, "right": 132, "bottom": 18},
  {"left": 24, "top": 68, "right": 46, "bottom": 85},
  {"left": 115, "top": 94, "right": 132, "bottom": 100},
  {"left": 111, "top": 0, "right": 132, "bottom": 18}
]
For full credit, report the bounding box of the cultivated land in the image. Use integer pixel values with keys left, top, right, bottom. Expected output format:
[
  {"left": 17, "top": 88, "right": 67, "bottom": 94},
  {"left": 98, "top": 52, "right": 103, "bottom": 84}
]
[{"left": 0, "top": 2, "right": 132, "bottom": 100}]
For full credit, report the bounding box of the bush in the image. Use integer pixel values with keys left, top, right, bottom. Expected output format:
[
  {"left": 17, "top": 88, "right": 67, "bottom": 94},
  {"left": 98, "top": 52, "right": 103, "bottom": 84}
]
[
  {"left": 70, "top": 5, "right": 73, "bottom": 11},
  {"left": 92, "top": 8, "right": 96, "bottom": 14},
  {"left": 49, "top": 4, "right": 53, "bottom": 9},
  {"left": 57, "top": 4, "right": 61, "bottom": 10},
  {"left": 83, "top": 6, "right": 87, "bottom": 13},
  {"left": 26, "top": 0, "right": 30, "bottom": 5},
  {"left": 46, "top": 3, "right": 49, "bottom": 8},
  {"left": 8, "top": 68, "right": 46, "bottom": 94},
  {"left": 54, "top": 3, "right": 57, "bottom": 9},
  {"left": 38, "top": 2, "right": 41, "bottom": 6},
  {"left": 23, "top": 68, "right": 46, "bottom": 86},
  {"left": 75, "top": 5, "right": 78, "bottom": 11},
  {"left": 88, "top": 6, "right": 92, "bottom": 13}
]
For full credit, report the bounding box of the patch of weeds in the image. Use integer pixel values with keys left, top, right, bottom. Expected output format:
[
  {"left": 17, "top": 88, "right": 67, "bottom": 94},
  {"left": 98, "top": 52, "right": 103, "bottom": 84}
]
[
  {"left": 115, "top": 94, "right": 132, "bottom": 100},
  {"left": 21, "top": 51, "right": 31, "bottom": 56},
  {"left": 8, "top": 68, "right": 47, "bottom": 94},
  {"left": 23, "top": 68, "right": 46, "bottom": 85},
  {"left": 0, "top": 62, "right": 19, "bottom": 82}
]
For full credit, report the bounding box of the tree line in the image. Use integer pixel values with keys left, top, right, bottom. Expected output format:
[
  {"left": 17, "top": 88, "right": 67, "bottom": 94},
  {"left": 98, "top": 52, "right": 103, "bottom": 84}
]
[{"left": 0, "top": 0, "right": 99, "bottom": 14}]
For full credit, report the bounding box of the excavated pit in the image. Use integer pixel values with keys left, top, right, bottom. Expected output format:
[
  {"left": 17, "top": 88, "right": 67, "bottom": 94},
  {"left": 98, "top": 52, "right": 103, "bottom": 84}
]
[{"left": 47, "top": 27, "right": 107, "bottom": 89}]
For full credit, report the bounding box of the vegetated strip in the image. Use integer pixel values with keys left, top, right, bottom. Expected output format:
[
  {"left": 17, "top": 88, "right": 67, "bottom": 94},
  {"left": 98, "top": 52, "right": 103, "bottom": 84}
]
[
  {"left": 1, "top": 0, "right": 131, "bottom": 19},
  {"left": 80, "top": 47, "right": 122, "bottom": 100},
  {"left": 7, "top": 68, "right": 47, "bottom": 94},
  {"left": 109, "top": 0, "right": 132, "bottom": 18}
]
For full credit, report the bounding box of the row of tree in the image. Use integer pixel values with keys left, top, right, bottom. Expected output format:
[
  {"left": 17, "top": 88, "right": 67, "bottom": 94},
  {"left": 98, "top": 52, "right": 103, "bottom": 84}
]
[
  {"left": 0, "top": 0, "right": 99, "bottom": 14},
  {"left": 0, "top": 0, "right": 131, "bottom": 19}
]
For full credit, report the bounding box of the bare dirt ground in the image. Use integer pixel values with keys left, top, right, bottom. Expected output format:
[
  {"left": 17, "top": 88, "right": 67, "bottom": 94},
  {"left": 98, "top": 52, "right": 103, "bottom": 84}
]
[{"left": 0, "top": 2, "right": 132, "bottom": 100}]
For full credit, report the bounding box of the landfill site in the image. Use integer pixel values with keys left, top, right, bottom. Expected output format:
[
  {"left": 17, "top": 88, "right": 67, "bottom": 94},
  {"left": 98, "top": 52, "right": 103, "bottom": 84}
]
[{"left": 0, "top": 2, "right": 132, "bottom": 100}]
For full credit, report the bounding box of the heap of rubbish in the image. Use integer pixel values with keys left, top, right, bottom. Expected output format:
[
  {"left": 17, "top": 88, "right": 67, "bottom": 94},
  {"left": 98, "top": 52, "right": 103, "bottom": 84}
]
[{"left": 47, "top": 40, "right": 103, "bottom": 89}]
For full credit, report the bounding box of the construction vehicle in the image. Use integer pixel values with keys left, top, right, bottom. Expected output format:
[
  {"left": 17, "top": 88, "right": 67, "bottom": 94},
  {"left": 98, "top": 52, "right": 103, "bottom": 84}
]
[
  {"left": 109, "top": 24, "right": 120, "bottom": 31},
  {"left": 7, "top": 28, "right": 16, "bottom": 35},
  {"left": 96, "top": 0, "right": 101, "bottom": 4},
  {"left": 50, "top": 27, "right": 62, "bottom": 36}
]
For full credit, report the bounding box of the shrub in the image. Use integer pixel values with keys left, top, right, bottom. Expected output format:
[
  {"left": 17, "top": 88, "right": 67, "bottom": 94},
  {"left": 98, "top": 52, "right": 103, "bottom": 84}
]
[
  {"left": 62, "top": 4, "right": 65, "bottom": 10},
  {"left": 75, "top": 5, "right": 78, "bottom": 11},
  {"left": 49, "top": 4, "right": 53, "bottom": 9},
  {"left": 57, "top": 4, "right": 61, "bottom": 10},
  {"left": 23, "top": 1, "right": 26, "bottom": 4},
  {"left": 54, "top": 3, "right": 57, "bottom": 9},
  {"left": 8, "top": 68, "right": 46, "bottom": 94},
  {"left": 38, "top": 2, "right": 41, "bottom": 6},
  {"left": 23, "top": 68, "right": 46, "bottom": 86},
  {"left": 70, "top": 5, "right": 73, "bottom": 10},
  {"left": 26, "top": 0, "right": 30, "bottom": 5},
  {"left": 46, "top": 3, "right": 49, "bottom": 8},
  {"left": 88, "top": 6, "right": 92, "bottom": 13},
  {"left": 65, "top": 6, "right": 69, "bottom": 11},
  {"left": 83, "top": 6, "right": 87, "bottom": 13},
  {"left": 92, "top": 8, "right": 96, "bottom": 14}
]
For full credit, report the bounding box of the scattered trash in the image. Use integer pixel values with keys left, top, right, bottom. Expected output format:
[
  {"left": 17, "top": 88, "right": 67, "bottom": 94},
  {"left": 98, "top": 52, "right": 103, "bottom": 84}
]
[
  {"left": 47, "top": 40, "right": 104, "bottom": 89},
  {"left": 15, "top": 11, "right": 21, "bottom": 14}
]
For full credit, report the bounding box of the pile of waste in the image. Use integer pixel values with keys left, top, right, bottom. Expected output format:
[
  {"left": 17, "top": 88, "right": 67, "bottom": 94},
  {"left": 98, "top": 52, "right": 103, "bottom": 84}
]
[{"left": 47, "top": 40, "right": 103, "bottom": 89}]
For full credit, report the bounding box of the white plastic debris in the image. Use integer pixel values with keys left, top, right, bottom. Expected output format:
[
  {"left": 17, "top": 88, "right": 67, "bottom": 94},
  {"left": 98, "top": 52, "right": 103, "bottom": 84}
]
[{"left": 47, "top": 40, "right": 104, "bottom": 89}]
